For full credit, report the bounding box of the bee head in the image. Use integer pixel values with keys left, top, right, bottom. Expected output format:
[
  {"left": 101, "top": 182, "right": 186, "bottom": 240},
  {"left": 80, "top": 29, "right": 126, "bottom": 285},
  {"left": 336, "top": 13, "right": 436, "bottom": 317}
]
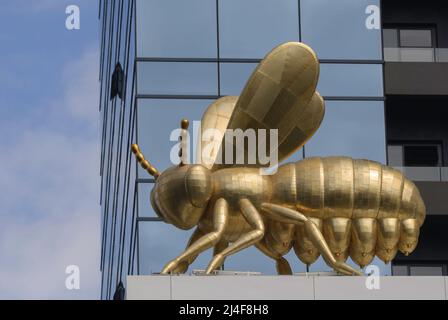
[
  {"left": 133, "top": 119, "right": 213, "bottom": 229},
  {"left": 150, "top": 164, "right": 213, "bottom": 230}
]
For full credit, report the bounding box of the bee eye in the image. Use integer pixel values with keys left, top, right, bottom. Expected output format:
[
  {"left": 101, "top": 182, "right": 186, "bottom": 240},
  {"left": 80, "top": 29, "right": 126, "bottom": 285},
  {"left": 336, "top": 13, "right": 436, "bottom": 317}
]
[{"left": 186, "top": 166, "right": 212, "bottom": 208}]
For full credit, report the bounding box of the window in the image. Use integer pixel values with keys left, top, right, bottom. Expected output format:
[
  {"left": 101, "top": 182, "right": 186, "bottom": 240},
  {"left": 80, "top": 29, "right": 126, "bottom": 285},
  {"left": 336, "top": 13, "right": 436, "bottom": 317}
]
[
  {"left": 387, "top": 145, "right": 403, "bottom": 167},
  {"left": 392, "top": 263, "right": 447, "bottom": 276},
  {"left": 383, "top": 27, "right": 435, "bottom": 48},
  {"left": 383, "top": 28, "right": 399, "bottom": 47},
  {"left": 219, "top": 63, "right": 258, "bottom": 96},
  {"left": 400, "top": 29, "right": 433, "bottom": 48},
  {"left": 388, "top": 143, "right": 443, "bottom": 181},
  {"left": 136, "top": 0, "right": 217, "bottom": 58},
  {"left": 409, "top": 266, "right": 443, "bottom": 276},
  {"left": 391, "top": 265, "right": 408, "bottom": 276},
  {"left": 137, "top": 222, "right": 280, "bottom": 275},
  {"left": 219, "top": 0, "right": 299, "bottom": 59},
  {"left": 305, "top": 101, "right": 386, "bottom": 163},
  {"left": 137, "top": 62, "right": 218, "bottom": 95},
  {"left": 138, "top": 221, "right": 206, "bottom": 274},
  {"left": 138, "top": 183, "right": 157, "bottom": 218},
  {"left": 136, "top": 99, "right": 214, "bottom": 179},
  {"left": 387, "top": 142, "right": 442, "bottom": 167},
  {"left": 318, "top": 64, "right": 383, "bottom": 97},
  {"left": 301, "top": 0, "right": 382, "bottom": 60},
  {"left": 383, "top": 27, "right": 437, "bottom": 62},
  {"left": 404, "top": 145, "right": 441, "bottom": 167}
]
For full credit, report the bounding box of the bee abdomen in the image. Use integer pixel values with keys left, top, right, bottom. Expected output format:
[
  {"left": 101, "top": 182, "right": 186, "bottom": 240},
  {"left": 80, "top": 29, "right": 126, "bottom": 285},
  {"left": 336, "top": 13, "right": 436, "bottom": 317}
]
[
  {"left": 294, "top": 218, "right": 323, "bottom": 265},
  {"left": 375, "top": 166, "right": 426, "bottom": 263},
  {"left": 350, "top": 218, "right": 377, "bottom": 267},
  {"left": 288, "top": 157, "right": 425, "bottom": 266}
]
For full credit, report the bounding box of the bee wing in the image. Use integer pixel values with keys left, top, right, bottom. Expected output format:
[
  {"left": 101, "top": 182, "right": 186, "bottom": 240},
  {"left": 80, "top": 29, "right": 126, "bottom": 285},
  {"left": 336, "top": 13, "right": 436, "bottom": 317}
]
[
  {"left": 276, "top": 91, "right": 325, "bottom": 162},
  {"left": 197, "top": 96, "right": 238, "bottom": 169},
  {"left": 198, "top": 42, "right": 325, "bottom": 170}
]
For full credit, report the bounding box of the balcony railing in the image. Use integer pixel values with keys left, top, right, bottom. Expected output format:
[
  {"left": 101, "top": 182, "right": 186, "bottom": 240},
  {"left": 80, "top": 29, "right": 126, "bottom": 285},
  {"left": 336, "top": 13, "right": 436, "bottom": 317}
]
[
  {"left": 393, "top": 166, "right": 448, "bottom": 182},
  {"left": 384, "top": 47, "right": 448, "bottom": 62}
]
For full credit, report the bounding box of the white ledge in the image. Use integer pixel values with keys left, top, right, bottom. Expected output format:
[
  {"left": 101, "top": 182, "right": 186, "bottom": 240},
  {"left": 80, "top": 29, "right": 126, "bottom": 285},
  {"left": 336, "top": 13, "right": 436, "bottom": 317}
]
[{"left": 127, "top": 275, "right": 448, "bottom": 300}]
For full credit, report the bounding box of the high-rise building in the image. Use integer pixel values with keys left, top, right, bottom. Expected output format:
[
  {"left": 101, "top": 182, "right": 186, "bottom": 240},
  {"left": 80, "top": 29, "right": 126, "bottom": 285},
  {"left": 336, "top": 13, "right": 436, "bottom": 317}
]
[
  {"left": 99, "top": 0, "right": 448, "bottom": 299},
  {"left": 381, "top": 0, "right": 448, "bottom": 276}
]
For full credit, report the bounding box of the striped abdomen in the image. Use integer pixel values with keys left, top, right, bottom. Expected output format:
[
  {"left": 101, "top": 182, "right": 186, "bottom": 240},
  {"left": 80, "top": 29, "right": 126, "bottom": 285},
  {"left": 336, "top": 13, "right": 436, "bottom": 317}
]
[{"left": 271, "top": 156, "right": 426, "bottom": 267}]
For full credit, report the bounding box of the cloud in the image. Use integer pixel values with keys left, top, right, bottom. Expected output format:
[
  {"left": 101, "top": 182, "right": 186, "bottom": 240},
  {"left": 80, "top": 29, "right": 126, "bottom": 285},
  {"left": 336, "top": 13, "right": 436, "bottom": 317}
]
[{"left": 0, "top": 47, "right": 101, "bottom": 299}]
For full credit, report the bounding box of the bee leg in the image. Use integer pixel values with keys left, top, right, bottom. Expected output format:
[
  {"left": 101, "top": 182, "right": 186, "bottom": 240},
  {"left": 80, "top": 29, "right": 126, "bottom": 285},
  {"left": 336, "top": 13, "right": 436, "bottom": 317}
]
[
  {"left": 161, "top": 198, "right": 229, "bottom": 274},
  {"left": 261, "top": 203, "right": 363, "bottom": 276},
  {"left": 175, "top": 235, "right": 228, "bottom": 273},
  {"left": 256, "top": 240, "right": 293, "bottom": 275},
  {"left": 205, "top": 198, "right": 265, "bottom": 274},
  {"left": 170, "top": 228, "right": 205, "bottom": 274},
  {"left": 211, "top": 240, "right": 228, "bottom": 272}
]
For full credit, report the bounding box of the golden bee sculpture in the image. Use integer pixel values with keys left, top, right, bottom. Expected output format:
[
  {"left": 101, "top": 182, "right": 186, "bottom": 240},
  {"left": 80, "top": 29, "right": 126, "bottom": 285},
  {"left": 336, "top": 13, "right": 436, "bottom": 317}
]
[{"left": 132, "top": 42, "right": 426, "bottom": 276}]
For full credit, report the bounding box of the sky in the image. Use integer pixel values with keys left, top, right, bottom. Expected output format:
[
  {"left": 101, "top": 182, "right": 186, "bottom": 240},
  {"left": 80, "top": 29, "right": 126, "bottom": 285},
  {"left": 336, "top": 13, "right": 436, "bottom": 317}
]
[{"left": 0, "top": 0, "right": 101, "bottom": 299}]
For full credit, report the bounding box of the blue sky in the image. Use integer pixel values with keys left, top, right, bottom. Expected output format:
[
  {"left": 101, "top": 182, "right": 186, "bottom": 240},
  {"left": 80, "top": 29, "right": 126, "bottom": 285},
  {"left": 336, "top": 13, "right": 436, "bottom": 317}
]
[{"left": 0, "top": 0, "right": 100, "bottom": 299}]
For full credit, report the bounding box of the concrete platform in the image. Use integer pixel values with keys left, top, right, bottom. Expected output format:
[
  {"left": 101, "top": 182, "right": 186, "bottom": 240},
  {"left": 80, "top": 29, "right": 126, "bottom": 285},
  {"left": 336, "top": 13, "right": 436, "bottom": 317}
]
[{"left": 126, "top": 275, "right": 448, "bottom": 300}]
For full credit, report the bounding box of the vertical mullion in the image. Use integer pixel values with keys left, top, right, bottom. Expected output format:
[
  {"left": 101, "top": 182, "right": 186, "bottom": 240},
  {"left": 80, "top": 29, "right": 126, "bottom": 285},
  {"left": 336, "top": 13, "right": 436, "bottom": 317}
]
[
  {"left": 299, "top": 0, "right": 305, "bottom": 158},
  {"left": 216, "top": 0, "right": 221, "bottom": 96},
  {"left": 380, "top": 0, "right": 388, "bottom": 167},
  {"left": 100, "top": 0, "right": 115, "bottom": 280},
  {"left": 298, "top": 0, "right": 302, "bottom": 42},
  {"left": 104, "top": 0, "right": 119, "bottom": 300},
  {"left": 117, "top": 0, "right": 136, "bottom": 286}
]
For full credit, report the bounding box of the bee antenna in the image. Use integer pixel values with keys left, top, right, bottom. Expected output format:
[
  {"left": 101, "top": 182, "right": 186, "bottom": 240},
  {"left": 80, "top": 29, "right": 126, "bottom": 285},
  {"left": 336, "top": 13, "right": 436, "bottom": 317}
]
[
  {"left": 179, "top": 118, "right": 189, "bottom": 167},
  {"left": 131, "top": 144, "right": 160, "bottom": 178}
]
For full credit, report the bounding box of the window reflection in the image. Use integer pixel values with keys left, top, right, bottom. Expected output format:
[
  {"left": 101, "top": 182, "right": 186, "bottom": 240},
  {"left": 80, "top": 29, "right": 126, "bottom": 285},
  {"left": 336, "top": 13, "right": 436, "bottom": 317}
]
[
  {"left": 137, "top": 62, "right": 218, "bottom": 95},
  {"left": 318, "top": 64, "right": 383, "bottom": 97},
  {"left": 136, "top": 0, "right": 217, "bottom": 58},
  {"left": 138, "top": 221, "right": 214, "bottom": 274},
  {"left": 220, "top": 63, "right": 257, "bottom": 96},
  {"left": 137, "top": 99, "right": 213, "bottom": 178},
  {"left": 219, "top": 0, "right": 299, "bottom": 58},
  {"left": 138, "top": 222, "right": 286, "bottom": 275},
  {"left": 301, "top": 0, "right": 382, "bottom": 59},
  {"left": 305, "top": 100, "right": 386, "bottom": 163},
  {"left": 138, "top": 183, "right": 157, "bottom": 218}
]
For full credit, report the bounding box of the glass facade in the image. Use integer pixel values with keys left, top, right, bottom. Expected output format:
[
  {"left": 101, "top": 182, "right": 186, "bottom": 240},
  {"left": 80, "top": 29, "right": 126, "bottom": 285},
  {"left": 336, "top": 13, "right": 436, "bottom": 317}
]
[
  {"left": 100, "top": 0, "right": 387, "bottom": 299},
  {"left": 99, "top": 0, "right": 137, "bottom": 300}
]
